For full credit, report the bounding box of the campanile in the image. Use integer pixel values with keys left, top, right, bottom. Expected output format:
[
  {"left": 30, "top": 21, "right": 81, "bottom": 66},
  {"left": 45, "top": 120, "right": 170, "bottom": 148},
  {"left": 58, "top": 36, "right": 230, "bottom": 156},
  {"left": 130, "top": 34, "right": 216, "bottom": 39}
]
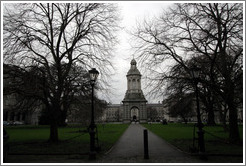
[{"left": 122, "top": 59, "right": 147, "bottom": 123}]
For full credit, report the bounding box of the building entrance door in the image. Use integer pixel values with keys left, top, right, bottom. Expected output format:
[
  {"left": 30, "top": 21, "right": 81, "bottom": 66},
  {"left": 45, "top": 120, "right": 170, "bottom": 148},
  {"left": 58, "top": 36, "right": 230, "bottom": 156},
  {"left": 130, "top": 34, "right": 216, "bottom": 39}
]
[{"left": 130, "top": 107, "right": 139, "bottom": 122}]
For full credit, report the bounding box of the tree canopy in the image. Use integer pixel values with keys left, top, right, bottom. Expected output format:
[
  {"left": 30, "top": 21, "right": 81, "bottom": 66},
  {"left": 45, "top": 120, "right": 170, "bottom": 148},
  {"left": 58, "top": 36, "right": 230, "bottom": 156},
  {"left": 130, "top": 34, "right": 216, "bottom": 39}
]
[
  {"left": 3, "top": 3, "right": 120, "bottom": 142},
  {"left": 132, "top": 3, "right": 243, "bottom": 143}
]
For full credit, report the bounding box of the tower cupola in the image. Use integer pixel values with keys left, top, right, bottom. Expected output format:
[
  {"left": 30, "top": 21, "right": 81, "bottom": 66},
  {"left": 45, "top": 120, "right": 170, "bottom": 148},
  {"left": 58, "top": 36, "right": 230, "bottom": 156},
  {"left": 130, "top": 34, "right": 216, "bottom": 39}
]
[
  {"left": 131, "top": 59, "right": 137, "bottom": 65},
  {"left": 127, "top": 59, "right": 141, "bottom": 76},
  {"left": 123, "top": 58, "right": 147, "bottom": 100}
]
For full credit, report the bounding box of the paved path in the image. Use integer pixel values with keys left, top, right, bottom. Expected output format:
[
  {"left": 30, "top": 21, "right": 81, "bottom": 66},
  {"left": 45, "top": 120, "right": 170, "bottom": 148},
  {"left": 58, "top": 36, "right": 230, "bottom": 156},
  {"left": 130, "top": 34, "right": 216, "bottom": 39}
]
[{"left": 98, "top": 124, "right": 201, "bottom": 163}]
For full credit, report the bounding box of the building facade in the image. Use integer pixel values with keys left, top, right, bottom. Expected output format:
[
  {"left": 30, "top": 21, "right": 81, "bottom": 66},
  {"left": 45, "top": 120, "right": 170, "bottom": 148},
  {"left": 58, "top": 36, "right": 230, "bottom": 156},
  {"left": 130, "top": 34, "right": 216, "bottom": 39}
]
[
  {"left": 3, "top": 61, "right": 243, "bottom": 125},
  {"left": 103, "top": 59, "right": 167, "bottom": 123},
  {"left": 3, "top": 64, "right": 41, "bottom": 125},
  {"left": 102, "top": 59, "right": 243, "bottom": 124},
  {"left": 122, "top": 59, "right": 148, "bottom": 123}
]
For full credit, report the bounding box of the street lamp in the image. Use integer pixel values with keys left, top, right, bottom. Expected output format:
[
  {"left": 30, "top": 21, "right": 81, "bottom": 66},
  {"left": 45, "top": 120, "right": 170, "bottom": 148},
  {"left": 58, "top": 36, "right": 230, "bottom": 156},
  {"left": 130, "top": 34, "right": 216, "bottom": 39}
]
[
  {"left": 88, "top": 68, "right": 99, "bottom": 160},
  {"left": 190, "top": 66, "right": 205, "bottom": 155}
]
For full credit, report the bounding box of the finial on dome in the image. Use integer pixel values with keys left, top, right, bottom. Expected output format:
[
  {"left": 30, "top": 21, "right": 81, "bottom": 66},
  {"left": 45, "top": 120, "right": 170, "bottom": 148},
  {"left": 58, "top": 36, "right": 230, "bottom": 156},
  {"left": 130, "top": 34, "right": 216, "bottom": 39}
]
[{"left": 130, "top": 59, "right": 137, "bottom": 65}]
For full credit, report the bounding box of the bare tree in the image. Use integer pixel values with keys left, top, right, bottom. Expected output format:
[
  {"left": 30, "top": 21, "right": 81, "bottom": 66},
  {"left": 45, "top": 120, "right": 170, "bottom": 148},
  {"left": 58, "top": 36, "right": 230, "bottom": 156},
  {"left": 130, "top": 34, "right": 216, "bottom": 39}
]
[
  {"left": 164, "top": 57, "right": 223, "bottom": 126},
  {"left": 132, "top": 3, "right": 243, "bottom": 143},
  {"left": 167, "top": 93, "right": 195, "bottom": 124},
  {"left": 67, "top": 97, "right": 108, "bottom": 126},
  {"left": 147, "top": 106, "right": 158, "bottom": 122},
  {"left": 3, "top": 3, "right": 119, "bottom": 142}
]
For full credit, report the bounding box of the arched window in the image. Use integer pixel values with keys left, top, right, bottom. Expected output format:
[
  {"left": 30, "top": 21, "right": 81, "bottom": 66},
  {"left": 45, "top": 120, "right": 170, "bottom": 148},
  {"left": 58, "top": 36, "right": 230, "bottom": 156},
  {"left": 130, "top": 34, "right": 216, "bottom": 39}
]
[
  {"left": 132, "top": 79, "right": 136, "bottom": 88},
  {"left": 137, "top": 79, "right": 140, "bottom": 89}
]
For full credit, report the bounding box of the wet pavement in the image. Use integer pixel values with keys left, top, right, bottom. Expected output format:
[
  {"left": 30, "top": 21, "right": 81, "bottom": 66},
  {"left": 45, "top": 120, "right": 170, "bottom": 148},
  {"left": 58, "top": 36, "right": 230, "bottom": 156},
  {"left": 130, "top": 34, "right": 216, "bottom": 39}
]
[{"left": 97, "top": 124, "right": 202, "bottom": 163}]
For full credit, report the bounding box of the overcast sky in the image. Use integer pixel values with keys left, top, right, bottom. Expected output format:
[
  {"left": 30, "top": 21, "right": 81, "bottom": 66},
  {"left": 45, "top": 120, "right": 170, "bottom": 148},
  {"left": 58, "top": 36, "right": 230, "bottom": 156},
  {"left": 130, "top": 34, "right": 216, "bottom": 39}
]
[
  {"left": 2, "top": 2, "right": 172, "bottom": 105},
  {"left": 101, "top": 2, "right": 173, "bottom": 104}
]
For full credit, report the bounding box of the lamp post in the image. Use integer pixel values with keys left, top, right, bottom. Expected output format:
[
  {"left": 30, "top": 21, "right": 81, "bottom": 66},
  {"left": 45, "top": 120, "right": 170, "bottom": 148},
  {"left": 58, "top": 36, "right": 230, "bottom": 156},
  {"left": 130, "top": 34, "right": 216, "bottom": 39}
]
[
  {"left": 88, "top": 68, "right": 99, "bottom": 160},
  {"left": 190, "top": 66, "right": 205, "bottom": 154}
]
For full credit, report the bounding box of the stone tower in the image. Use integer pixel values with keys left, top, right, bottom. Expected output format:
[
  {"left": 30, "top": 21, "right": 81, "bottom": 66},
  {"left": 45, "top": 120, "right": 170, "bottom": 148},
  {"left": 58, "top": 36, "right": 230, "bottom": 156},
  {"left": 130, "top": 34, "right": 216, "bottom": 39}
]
[{"left": 122, "top": 59, "right": 147, "bottom": 123}]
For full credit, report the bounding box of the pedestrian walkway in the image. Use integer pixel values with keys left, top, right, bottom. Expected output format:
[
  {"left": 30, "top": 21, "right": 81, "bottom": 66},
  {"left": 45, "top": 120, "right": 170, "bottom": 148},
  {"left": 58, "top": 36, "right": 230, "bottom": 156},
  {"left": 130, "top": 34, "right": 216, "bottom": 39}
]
[{"left": 98, "top": 124, "right": 201, "bottom": 163}]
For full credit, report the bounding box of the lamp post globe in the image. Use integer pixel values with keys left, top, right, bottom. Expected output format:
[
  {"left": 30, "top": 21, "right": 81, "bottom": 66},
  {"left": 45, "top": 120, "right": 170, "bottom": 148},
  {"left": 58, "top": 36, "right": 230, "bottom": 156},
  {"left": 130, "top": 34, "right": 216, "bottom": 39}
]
[
  {"left": 89, "top": 68, "right": 99, "bottom": 83},
  {"left": 88, "top": 68, "right": 99, "bottom": 160}
]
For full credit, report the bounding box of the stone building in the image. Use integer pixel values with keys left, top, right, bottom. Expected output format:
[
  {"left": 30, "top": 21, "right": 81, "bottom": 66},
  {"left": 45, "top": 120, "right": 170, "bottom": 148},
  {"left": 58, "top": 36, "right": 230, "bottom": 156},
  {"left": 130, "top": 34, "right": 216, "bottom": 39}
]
[
  {"left": 102, "top": 59, "right": 243, "bottom": 124},
  {"left": 3, "top": 64, "right": 41, "bottom": 125},
  {"left": 122, "top": 59, "right": 148, "bottom": 123},
  {"left": 103, "top": 59, "right": 166, "bottom": 123},
  {"left": 3, "top": 61, "right": 242, "bottom": 125}
]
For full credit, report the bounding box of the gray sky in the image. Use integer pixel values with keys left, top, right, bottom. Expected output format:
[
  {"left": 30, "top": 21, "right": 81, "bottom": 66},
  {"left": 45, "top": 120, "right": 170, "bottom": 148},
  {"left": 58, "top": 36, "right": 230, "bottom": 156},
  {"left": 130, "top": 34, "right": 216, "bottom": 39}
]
[
  {"left": 2, "top": 2, "right": 172, "bottom": 104},
  {"left": 101, "top": 2, "right": 173, "bottom": 104}
]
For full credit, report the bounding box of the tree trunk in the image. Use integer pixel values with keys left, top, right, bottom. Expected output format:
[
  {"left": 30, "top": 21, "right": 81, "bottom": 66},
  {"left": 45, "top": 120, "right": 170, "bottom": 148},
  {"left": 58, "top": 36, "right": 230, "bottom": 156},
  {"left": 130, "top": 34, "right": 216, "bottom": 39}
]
[
  {"left": 49, "top": 106, "right": 59, "bottom": 142},
  {"left": 228, "top": 99, "right": 240, "bottom": 143},
  {"left": 181, "top": 116, "right": 188, "bottom": 124},
  {"left": 221, "top": 111, "right": 228, "bottom": 132},
  {"left": 207, "top": 107, "right": 216, "bottom": 126},
  {"left": 224, "top": 75, "right": 240, "bottom": 143},
  {"left": 49, "top": 121, "right": 59, "bottom": 142}
]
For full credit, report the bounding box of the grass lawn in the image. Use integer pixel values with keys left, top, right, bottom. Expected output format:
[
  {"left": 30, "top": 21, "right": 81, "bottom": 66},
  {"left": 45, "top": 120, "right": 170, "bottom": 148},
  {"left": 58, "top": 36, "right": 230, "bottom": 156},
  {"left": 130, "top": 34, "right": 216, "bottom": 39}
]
[
  {"left": 4, "top": 124, "right": 129, "bottom": 162},
  {"left": 142, "top": 123, "right": 243, "bottom": 155}
]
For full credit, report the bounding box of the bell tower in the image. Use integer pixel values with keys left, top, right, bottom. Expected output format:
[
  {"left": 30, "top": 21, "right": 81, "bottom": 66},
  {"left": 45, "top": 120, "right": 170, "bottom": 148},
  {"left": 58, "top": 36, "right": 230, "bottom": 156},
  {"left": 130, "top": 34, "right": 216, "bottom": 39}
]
[{"left": 122, "top": 59, "right": 147, "bottom": 123}]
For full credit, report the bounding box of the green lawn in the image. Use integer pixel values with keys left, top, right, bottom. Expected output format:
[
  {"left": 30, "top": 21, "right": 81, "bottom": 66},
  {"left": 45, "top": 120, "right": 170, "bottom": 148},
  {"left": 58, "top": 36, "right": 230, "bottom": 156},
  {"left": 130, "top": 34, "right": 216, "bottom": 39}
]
[
  {"left": 5, "top": 123, "right": 243, "bottom": 163},
  {"left": 5, "top": 124, "right": 129, "bottom": 155},
  {"left": 142, "top": 123, "right": 243, "bottom": 155}
]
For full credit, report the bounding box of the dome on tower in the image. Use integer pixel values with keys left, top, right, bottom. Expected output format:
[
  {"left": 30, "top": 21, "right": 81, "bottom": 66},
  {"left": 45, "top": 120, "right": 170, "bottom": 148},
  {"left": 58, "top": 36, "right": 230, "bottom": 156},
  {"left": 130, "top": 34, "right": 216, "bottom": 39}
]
[
  {"left": 130, "top": 59, "right": 137, "bottom": 65},
  {"left": 127, "top": 59, "right": 141, "bottom": 76}
]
